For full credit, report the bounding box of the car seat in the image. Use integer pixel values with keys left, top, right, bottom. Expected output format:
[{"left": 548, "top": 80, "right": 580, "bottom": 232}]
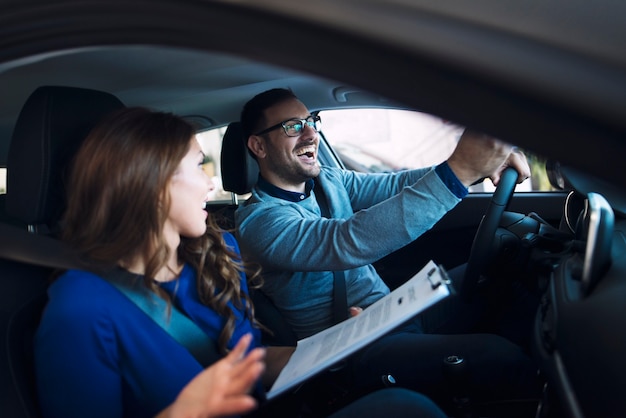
[
  {"left": 220, "top": 122, "right": 297, "bottom": 346},
  {"left": 0, "top": 86, "right": 125, "bottom": 418},
  {"left": 5, "top": 86, "right": 125, "bottom": 235},
  {"left": 220, "top": 121, "right": 259, "bottom": 196}
]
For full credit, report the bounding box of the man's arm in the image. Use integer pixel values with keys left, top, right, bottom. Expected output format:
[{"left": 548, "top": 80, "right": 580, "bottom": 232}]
[
  {"left": 447, "top": 130, "right": 530, "bottom": 187},
  {"left": 236, "top": 168, "right": 459, "bottom": 272},
  {"left": 236, "top": 130, "right": 528, "bottom": 272},
  {"left": 336, "top": 166, "right": 433, "bottom": 211}
]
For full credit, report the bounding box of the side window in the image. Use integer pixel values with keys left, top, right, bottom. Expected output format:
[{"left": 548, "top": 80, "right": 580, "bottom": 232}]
[
  {"left": 1, "top": 129, "right": 236, "bottom": 201},
  {"left": 196, "top": 127, "right": 231, "bottom": 203},
  {"left": 319, "top": 108, "right": 552, "bottom": 192},
  {"left": 0, "top": 167, "right": 5, "bottom": 194}
]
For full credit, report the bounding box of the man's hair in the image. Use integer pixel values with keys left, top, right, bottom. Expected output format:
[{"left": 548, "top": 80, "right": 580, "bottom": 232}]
[{"left": 240, "top": 88, "right": 298, "bottom": 140}]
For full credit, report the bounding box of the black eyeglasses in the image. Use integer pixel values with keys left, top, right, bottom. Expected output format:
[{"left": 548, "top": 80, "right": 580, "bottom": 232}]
[{"left": 254, "top": 115, "right": 322, "bottom": 137}]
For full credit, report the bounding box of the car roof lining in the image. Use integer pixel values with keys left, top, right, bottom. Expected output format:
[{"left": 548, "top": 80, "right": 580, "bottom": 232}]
[
  {"left": 0, "top": 45, "right": 399, "bottom": 166},
  {"left": 1, "top": 1, "right": 625, "bottom": 189}
]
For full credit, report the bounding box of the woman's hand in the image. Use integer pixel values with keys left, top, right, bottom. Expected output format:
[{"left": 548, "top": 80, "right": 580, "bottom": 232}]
[{"left": 157, "top": 333, "right": 265, "bottom": 418}]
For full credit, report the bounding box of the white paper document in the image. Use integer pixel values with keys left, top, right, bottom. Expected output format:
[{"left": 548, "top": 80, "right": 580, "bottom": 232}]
[{"left": 267, "top": 260, "right": 451, "bottom": 399}]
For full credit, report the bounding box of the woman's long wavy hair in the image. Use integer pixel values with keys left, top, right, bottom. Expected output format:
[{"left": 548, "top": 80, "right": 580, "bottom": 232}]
[{"left": 62, "top": 107, "right": 262, "bottom": 354}]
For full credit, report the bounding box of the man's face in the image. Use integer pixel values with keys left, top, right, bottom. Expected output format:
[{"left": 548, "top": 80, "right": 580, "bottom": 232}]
[{"left": 251, "top": 98, "right": 321, "bottom": 191}]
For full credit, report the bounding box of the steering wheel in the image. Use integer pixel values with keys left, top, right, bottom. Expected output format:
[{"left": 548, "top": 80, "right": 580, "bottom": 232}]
[{"left": 461, "top": 167, "right": 519, "bottom": 301}]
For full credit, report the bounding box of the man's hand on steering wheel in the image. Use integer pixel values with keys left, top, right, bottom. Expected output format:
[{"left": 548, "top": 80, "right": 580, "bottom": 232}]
[
  {"left": 446, "top": 129, "right": 530, "bottom": 187},
  {"left": 490, "top": 148, "right": 531, "bottom": 186},
  {"left": 445, "top": 129, "right": 532, "bottom": 301}
]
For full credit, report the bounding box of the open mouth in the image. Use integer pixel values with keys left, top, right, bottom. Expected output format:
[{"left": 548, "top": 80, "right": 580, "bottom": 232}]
[{"left": 295, "top": 145, "right": 316, "bottom": 162}]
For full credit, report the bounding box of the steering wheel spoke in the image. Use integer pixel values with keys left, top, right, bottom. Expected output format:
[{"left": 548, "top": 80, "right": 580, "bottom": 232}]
[{"left": 461, "top": 167, "right": 519, "bottom": 301}]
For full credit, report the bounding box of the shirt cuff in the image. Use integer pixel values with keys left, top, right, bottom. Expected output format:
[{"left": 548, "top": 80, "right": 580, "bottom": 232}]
[{"left": 435, "top": 161, "right": 468, "bottom": 199}]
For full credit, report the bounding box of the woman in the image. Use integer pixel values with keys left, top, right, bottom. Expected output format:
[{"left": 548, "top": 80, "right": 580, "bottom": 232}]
[
  {"left": 157, "top": 333, "right": 265, "bottom": 418},
  {"left": 34, "top": 107, "right": 446, "bottom": 418}
]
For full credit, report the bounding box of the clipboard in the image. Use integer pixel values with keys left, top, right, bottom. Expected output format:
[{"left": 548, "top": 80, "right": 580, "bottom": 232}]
[{"left": 267, "top": 260, "right": 452, "bottom": 399}]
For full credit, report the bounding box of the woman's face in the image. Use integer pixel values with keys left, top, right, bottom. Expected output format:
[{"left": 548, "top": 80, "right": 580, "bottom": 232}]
[{"left": 164, "top": 138, "right": 215, "bottom": 244}]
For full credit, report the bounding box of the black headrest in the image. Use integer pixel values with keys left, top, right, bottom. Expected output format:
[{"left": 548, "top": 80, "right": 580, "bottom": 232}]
[
  {"left": 6, "top": 86, "right": 125, "bottom": 232},
  {"left": 220, "top": 122, "right": 259, "bottom": 195}
]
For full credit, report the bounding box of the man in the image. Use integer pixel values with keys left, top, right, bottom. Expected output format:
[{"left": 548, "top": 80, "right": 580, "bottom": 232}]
[{"left": 235, "top": 88, "right": 539, "bottom": 412}]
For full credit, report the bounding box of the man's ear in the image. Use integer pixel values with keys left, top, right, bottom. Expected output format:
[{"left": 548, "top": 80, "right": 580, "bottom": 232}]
[{"left": 247, "top": 135, "right": 266, "bottom": 159}]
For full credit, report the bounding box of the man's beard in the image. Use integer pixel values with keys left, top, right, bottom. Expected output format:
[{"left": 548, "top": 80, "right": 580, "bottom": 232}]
[{"left": 269, "top": 156, "right": 320, "bottom": 185}]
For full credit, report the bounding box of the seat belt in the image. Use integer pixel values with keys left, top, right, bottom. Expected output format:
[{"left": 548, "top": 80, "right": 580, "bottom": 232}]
[
  {"left": 0, "top": 223, "right": 219, "bottom": 368},
  {"left": 313, "top": 179, "right": 349, "bottom": 324},
  {"left": 101, "top": 267, "right": 219, "bottom": 367},
  {"left": 331, "top": 271, "right": 348, "bottom": 324}
]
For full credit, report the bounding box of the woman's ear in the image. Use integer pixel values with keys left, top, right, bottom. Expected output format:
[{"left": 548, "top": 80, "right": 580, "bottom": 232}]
[{"left": 247, "top": 135, "right": 266, "bottom": 159}]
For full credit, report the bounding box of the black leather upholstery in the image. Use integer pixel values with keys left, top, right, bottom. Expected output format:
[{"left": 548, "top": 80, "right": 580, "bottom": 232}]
[
  {"left": 0, "top": 193, "right": 22, "bottom": 227},
  {"left": 1, "top": 262, "right": 50, "bottom": 418},
  {"left": 219, "top": 122, "right": 298, "bottom": 346},
  {"left": 0, "top": 86, "right": 124, "bottom": 418},
  {"left": 6, "top": 86, "right": 124, "bottom": 233},
  {"left": 219, "top": 121, "right": 258, "bottom": 195}
]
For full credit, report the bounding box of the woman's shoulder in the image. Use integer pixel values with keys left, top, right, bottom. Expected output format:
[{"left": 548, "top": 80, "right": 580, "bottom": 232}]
[
  {"left": 50, "top": 268, "right": 103, "bottom": 290},
  {"left": 221, "top": 230, "right": 237, "bottom": 246},
  {"left": 45, "top": 269, "right": 136, "bottom": 320},
  {"left": 50, "top": 269, "right": 118, "bottom": 296},
  {"left": 37, "top": 270, "right": 134, "bottom": 355},
  {"left": 220, "top": 230, "right": 240, "bottom": 253}
]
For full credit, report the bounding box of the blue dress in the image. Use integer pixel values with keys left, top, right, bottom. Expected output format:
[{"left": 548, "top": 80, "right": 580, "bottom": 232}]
[{"left": 35, "top": 233, "right": 262, "bottom": 418}]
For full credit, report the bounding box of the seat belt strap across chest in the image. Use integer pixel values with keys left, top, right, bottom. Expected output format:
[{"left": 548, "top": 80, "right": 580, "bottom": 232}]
[
  {"left": 101, "top": 268, "right": 220, "bottom": 368},
  {"left": 0, "top": 223, "right": 219, "bottom": 368},
  {"left": 313, "top": 178, "right": 349, "bottom": 324}
]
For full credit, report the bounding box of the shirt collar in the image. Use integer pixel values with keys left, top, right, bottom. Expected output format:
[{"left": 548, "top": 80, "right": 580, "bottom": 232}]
[{"left": 257, "top": 174, "right": 314, "bottom": 202}]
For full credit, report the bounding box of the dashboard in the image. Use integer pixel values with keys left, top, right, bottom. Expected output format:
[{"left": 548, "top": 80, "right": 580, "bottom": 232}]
[{"left": 534, "top": 164, "right": 625, "bottom": 418}]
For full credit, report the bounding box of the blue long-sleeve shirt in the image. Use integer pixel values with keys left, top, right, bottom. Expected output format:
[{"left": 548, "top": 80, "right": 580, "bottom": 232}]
[
  {"left": 35, "top": 232, "right": 261, "bottom": 418},
  {"left": 235, "top": 165, "right": 464, "bottom": 339}
]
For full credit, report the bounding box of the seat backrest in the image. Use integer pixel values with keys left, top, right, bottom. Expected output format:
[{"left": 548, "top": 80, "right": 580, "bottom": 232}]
[
  {"left": 0, "top": 260, "right": 50, "bottom": 418},
  {"left": 220, "top": 121, "right": 259, "bottom": 195},
  {"left": 0, "top": 193, "right": 22, "bottom": 227},
  {"left": 6, "top": 85, "right": 125, "bottom": 234},
  {"left": 0, "top": 86, "right": 125, "bottom": 418},
  {"left": 219, "top": 122, "right": 297, "bottom": 346}
]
